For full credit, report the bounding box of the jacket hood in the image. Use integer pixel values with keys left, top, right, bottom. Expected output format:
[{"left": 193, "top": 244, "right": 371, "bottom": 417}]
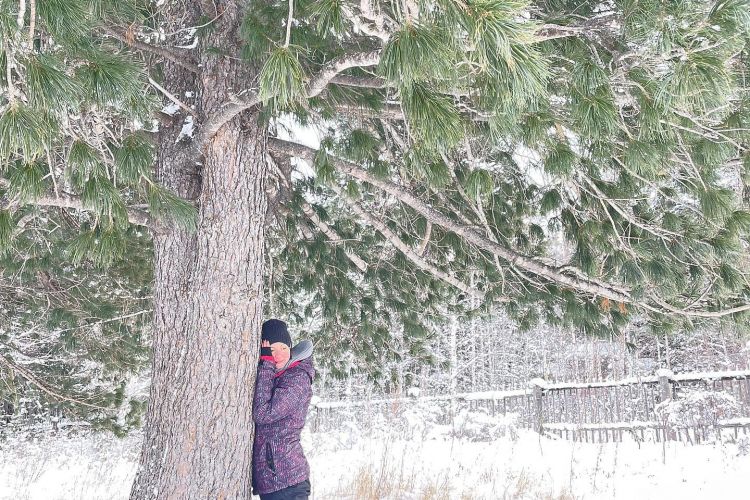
[
  {"left": 294, "top": 356, "right": 315, "bottom": 382},
  {"left": 275, "top": 355, "right": 315, "bottom": 381}
]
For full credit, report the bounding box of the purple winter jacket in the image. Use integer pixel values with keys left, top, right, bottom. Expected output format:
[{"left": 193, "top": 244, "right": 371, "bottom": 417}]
[{"left": 251, "top": 356, "right": 315, "bottom": 496}]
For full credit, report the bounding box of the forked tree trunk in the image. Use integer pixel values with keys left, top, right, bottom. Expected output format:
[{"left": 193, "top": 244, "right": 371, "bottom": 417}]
[{"left": 130, "top": 2, "right": 267, "bottom": 498}]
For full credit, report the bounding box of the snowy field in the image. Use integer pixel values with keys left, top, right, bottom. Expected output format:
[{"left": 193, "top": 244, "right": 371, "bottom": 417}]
[{"left": 2, "top": 419, "right": 749, "bottom": 500}]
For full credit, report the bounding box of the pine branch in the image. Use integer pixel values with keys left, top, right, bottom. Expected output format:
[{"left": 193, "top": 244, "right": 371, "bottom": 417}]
[
  {"left": 441, "top": 149, "right": 527, "bottom": 296},
  {"left": 284, "top": 0, "right": 294, "bottom": 48},
  {"left": 306, "top": 51, "right": 382, "bottom": 98},
  {"left": 5, "top": 45, "right": 16, "bottom": 105},
  {"left": 0, "top": 179, "right": 155, "bottom": 229},
  {"left": 268, "top": 137, "right": 634, "bottom": 303},
  {"left": 417, "top": 221, "right": 431, "bottom": 257},
  {"left": 537, "top": 13, "right": 620, "bottom": 42},
  {"left": 104, "top": 27, "right": 200, "bottom": 74},
  {"left": 27, "top": 0, "right": 35, "bottom": 45},
  {"left": 266, "top": 152, "right": 368, "bottom": 273},
  {"left": 334, "top": 103, "right": 406, "bottom": 120},
  {"left": 16, "top": 0, "right": 26, "bottom": 29},
  {"left": 200, "top": 50, "right": 382, "bottom": 142},
  {"left": 329, "top": 183, "right": 485, "bottom": 300},
  {"left": 274, "top": 139, "right": 750, "bottom": 319},
  {"left": 577, "top": 176, "right": 681, "bottom": 240},
  {"left": 333, "top": 102, "right": 490, "bottom": 122},
  {"left": 444, "top": 147, "right": 504, "bottom": 270},
  {"left": 673, "top": 110, "right": 747, "bottom": 152},
  {"left": 300, "top": 201, "right": 369, "bottom": 273},
  {"left": 649, "top": 294, "right": 750, "bottom": 319},
  {"left": 0, "top": 354, "right": 110, "bottom": 410},
  {"left": 330, "top": 75, "right": 387, "bottom": 88},
  {"left": 148, "top": 76, "right": 197, "bottom": 117},
  {"left": 51, "top": 309, "right": 152, "bottom": 335}
]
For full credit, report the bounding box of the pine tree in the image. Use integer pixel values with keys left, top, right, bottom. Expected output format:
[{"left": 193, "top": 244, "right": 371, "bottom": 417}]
[
  {"left": 0, "top": 0, "right": 749, "bottom": 497},
  {"left": 0, "top": 218, "right": 152, "bottom": 434}
]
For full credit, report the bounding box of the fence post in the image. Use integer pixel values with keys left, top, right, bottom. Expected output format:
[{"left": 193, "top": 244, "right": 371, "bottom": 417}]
[
  {"left": 530, "top": 378, "right": 546, "bottom": 434},
  {"left": 658, "top": 369, "right": 673, "bottom": 402},
  {"left": 657, "top": 369, "right": 675, "bottom": 441}
]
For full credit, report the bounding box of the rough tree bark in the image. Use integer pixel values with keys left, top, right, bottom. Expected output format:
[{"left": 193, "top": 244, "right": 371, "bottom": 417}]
[{"left": 130, "top": 2, "right": 267, "bottom": 498}]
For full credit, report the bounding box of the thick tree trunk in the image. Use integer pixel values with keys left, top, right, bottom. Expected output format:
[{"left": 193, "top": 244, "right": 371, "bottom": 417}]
[{"left": 130, "top": 2, "right": 267, "bottom": 499}]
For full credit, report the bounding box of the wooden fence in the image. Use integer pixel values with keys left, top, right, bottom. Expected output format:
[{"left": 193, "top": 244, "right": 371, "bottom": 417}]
[{"left": 311, "top": 369, "right": 750, "bottom": 444}]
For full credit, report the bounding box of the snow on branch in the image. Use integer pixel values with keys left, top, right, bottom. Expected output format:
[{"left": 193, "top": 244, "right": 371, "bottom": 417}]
[
  {"left": 103, "top": 27, "right": 200, "bottom": 74},
  {"left": 0, "top": 355, "right": 110, "bottom": 410}
]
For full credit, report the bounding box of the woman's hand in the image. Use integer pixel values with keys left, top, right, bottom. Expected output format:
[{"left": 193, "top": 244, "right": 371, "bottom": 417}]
[{"left": 260, "top": 340, "right": 272, "bottom": 358}]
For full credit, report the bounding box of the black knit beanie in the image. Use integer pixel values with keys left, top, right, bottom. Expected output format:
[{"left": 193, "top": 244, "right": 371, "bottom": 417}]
[{"left": 261, "top": 319, "right": 292, "bottom": 348}]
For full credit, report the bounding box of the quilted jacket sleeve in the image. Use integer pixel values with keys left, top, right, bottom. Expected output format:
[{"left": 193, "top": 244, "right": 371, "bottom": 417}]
[{"left": 252, "top": 361, "right": 308, "bottom": 425}]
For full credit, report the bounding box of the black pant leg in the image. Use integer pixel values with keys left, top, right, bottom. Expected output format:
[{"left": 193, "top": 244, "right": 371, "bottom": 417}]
[{"left": 259, "top": 480, "right": 311, "bottom": 500}]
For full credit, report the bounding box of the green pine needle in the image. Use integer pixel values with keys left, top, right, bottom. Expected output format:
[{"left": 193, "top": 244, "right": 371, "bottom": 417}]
[
  {"left": 313, "top": 148, "right": 335, "bottom": 184},
  {"left": 378, "top": 22, "right": 458, "bottom": 85},
  {"left": 67, "top": 141, "right": 105, "bottom": 189},
  {"left": 340, "top": 129, "right": 381, "bottom": 164},
  {"left": 623, "top": 140, "right": 664, "bottom": 180},
  {"left": 544, "top": 143, "right": 576, "bottom": 177},
  {"left": 572, "top": 87, "right": 618, "bottom": 140},
  {"left": 113, "top": 135, "right": 154, "bottom": 185},
  {"left": 75, "top": 52, "right": 143, "bottom": 106},
  {"left": 0, "top": 105, "right": 56, "bottom": 165},
  {"left": 708, "top": 0, "right": 750, "bottom": 34},
  {"left": 258, "top": 46, "right": 306, "bottom": 112},
  {"left": 573, "top": 60, "right": 609, "bottom": 94},
  {"left": 8, "top": 160, "right": 47, "bottom": 202},
  {"left": 401, "top": 82, "right": 464, "bottom": 151},
  {"left": 657, "top": 54, "right": 733, "bottom": 114},
  {"left": 540, "top": 189, "right": 562, "bottom": 214},
  {"left": 146, "top": 184, "right": 197, "bottom": 232},
  {"left": 309, "top": 0, "right": 347, "bottom": 34},
  {"left": 718, "top": 263, "right": 743, "bottom": 291},
  {"left": 25, "top": 54, "right": 82, "bottom": 109},
  {"left": 68, "top": 226, "right": 127, "bottom": 267},
  {"left": 726, "top": 210, "right": 750, "bottom": 235},
  {"left": 0, "top": 210, "right": 14, "bottom": 257},
  {"left": 420, "top": 161, "right": 452, "bottom": 188},
  {"left": 699, "top": 188, "right": 736, "bottom": 222},
  {"left": 692, "top": 139, "right": 734, "bottom": 169},
  {"left": 464, "top": 169, "right": 494, "bottom": 201},
  {"left": 37, "top": 0, "right": 90, "bottom": 42},
  {"left": 81, "top": 174, "right": 129, "bottom": 228}
]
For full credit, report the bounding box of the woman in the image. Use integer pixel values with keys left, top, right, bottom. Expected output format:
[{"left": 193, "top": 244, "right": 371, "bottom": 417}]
[{"left": 252, "top": 319, "right": 315, "bottom": 500}]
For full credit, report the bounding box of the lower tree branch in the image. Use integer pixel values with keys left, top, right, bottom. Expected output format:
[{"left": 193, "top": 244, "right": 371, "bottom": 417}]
[
  {"left": 649, "top": 293, "right": 750, "bottom": 319},
  {"left": 330, "top": 184, "right": 485, "bottom": 300},
  {"left": 104, "top": 27, "right": 200, "bottom": 74},
  {"left": 330, "top": 75, "right": 387, "bottom": 88},
  {"left": 269, "top": 137, "right": 636, "bottom": 304},
  {"left": 270, "top": 139, "right": 750, "bottom": 319},
  {"left": 1, "top": 180, "right": 155, "bottom": 230},
  {"left": 0, "top": 354, "right": 110, "bottom": 410},
  {"left": 300, "top": 201, "right": 369, "bottom": 273}
]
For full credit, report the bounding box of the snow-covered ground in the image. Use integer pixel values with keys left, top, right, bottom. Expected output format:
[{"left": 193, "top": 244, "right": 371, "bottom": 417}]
[{"left": 2, "top": 420, "right": 749, "bottom": 500}]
